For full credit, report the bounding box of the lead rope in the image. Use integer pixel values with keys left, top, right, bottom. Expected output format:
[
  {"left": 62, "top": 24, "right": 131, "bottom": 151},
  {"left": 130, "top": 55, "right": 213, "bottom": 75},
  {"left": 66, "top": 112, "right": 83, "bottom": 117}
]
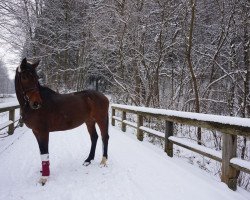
[
  {"left": 0, "top": 117, "right": 24, "bottom": 139},
  {"left": 0, "top": 128, "right": 26, "bottom": 155}
]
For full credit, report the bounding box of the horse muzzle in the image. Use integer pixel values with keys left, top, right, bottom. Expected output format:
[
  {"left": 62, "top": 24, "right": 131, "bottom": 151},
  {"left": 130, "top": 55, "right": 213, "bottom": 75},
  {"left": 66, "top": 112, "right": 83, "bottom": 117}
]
[{"left": 26, "top": 91, "right": 42, "bottom": 110}]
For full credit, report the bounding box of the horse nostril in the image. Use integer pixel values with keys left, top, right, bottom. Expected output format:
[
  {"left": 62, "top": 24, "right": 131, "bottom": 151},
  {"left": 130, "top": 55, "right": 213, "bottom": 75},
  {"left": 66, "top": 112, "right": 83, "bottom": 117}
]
[{"left": 32, "top": 102, "right": 41, "bottom": 109}]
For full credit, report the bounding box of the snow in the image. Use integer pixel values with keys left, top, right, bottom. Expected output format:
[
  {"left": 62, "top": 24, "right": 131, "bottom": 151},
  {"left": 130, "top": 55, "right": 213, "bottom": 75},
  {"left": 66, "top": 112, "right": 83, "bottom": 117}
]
[
  {"left": 230, "top": 158, "right": 250, "bottom": 171},
  {"left": 0, "top": 95, "right": 20, "bottom": 115},
  {"left": 0, "top": 125, "right": 249, "bottom": 200},
  {"left": 112, "top": 104, "right": 250, "bottom": 128},
  {"left": 0, "top": 101, "right": 19, "bottom": 109},
  {"left": 0, "top": 128, "right": 25, "bottom": 154}
]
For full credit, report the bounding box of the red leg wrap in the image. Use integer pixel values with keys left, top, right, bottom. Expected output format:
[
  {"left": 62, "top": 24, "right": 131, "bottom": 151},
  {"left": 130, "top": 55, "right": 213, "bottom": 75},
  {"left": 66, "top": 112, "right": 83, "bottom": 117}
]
[{"left": 42, "top": 161, "right": 50, "bottom": 176}]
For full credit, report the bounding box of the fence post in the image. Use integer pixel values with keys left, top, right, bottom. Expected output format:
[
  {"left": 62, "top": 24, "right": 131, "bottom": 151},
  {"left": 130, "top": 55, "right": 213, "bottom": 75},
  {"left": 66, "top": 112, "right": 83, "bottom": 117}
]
[
  {"left": 221, "top": 133, "right": 239, "bottom": 191},
  {"left": 121, "top": 111, "right": 126, "bottom": 132},
  {"left": 165, "top": 121, "right": 173, "bottom": 157},
  {"left": 8, "top": 109, "right": 15, "bottom": 135},
  {"left": 111, "top": 108, "right": 115, "bottom": 126},
  {"left": 137, "top": 114, "right": 143, "bottom": 141}
]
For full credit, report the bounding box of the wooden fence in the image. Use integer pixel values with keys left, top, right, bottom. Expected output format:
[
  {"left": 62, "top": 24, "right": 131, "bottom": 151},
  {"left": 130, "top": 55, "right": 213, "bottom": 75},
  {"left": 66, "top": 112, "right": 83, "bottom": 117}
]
[
  {"left": 0, "top": 103, "right": 22, "bottom": 135},
  {"left": 111, "top": 104, "right": 250, "bottom": 191}
]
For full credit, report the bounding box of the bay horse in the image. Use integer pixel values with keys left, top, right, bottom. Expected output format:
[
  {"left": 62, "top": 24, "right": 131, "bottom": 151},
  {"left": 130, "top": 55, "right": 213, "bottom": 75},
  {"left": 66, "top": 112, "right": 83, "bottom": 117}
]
[{"left": 15, "top": 58, "right": 109, "bottom": 185}]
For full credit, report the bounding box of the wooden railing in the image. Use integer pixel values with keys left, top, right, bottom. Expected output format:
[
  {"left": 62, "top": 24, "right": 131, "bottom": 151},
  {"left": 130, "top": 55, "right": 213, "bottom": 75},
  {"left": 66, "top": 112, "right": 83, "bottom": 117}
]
[
  {"left": 0, "top": 102, "right": 22, "bottom": 135},
  {"left": 111, "top": 104, "right": 250, "bottom": 191}
]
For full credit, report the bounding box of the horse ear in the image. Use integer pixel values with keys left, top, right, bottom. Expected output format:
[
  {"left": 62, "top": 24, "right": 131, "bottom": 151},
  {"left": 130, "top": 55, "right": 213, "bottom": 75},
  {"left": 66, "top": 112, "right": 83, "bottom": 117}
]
[
  {"left": 32, "top": 60, "right": 40, "bottom": 68},
  {"left": 18, "top": 58, "right": 27, "bottom": 72},
  {"left": 21, "top": 58, "right": 27, "bottom": 66}
]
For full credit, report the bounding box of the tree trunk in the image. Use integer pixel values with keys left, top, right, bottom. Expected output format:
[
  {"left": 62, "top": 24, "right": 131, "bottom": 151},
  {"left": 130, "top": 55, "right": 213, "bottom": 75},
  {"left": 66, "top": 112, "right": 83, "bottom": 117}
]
[{"left": 186, "top": 0, "right": 201, "bottom": 145}]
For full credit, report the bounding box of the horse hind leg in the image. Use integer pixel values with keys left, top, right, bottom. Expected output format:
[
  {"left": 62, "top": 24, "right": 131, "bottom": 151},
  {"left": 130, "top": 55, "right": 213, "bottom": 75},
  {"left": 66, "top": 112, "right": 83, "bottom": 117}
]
[
  {"left": 97, "top": 117, "right": 109, "bottom": 167},
  {"left": 83, "top": 121, "right": 98, "bottom": 166}
]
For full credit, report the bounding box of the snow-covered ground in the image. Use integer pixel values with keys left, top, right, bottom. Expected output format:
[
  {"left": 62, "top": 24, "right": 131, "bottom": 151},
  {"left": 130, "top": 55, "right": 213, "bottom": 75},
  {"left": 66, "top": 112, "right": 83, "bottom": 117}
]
[
  {"left": 0, "top": 95, "right": 20, "bottom": 139},
  {"left": 0, "top": 95, "right": 17, "bottom": 104},
  {"left": 0, "top": 123, "right": 249, "bottom": 200}
]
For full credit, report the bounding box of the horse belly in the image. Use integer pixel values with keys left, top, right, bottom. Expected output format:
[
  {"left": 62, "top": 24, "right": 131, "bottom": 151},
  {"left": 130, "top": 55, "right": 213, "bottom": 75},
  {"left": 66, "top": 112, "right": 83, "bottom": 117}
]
[{"left": 50, "top": 110, "right": 86, "bottom": 131}]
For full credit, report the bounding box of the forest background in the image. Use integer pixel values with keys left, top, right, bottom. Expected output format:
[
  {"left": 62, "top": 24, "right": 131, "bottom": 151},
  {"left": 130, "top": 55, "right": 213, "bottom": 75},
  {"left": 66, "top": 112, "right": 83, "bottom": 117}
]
[{"left": 0, "top": 0, "right": 249, "bottom": 190}]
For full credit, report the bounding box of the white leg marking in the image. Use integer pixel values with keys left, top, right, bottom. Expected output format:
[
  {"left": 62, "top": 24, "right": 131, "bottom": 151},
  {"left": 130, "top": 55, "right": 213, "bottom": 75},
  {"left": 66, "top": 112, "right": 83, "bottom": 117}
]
[
  {"left": 41, "top": 153, "right": 49, "bottom": 162},
  {"left": 38, "top": 176, "right": 48, "bottom": 186},
  {"left": 100, "top": 157, "right": 108, "bottom": 167}
]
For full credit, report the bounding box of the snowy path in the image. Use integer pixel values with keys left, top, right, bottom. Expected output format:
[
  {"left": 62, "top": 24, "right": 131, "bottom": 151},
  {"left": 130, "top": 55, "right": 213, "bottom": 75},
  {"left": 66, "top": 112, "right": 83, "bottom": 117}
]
[{"left": 0, "top": 125, "right": 249, "bottom": 200}]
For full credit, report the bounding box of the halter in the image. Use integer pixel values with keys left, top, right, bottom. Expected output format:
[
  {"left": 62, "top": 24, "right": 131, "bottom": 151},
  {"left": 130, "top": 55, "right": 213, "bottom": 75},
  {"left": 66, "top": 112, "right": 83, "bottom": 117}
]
[{"left": 17, "top": 69, "right": 41, "bottom": 104}]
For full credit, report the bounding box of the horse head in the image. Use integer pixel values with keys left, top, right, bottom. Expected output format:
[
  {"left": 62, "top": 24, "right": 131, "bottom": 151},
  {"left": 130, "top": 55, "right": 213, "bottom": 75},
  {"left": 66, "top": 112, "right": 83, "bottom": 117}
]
[{"left": 17, "top": 58, "right": 42, "bottom": 110}]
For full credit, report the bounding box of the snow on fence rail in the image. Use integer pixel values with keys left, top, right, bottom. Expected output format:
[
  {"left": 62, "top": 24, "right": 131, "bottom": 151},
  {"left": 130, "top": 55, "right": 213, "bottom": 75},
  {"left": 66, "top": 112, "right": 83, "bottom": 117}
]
[
  {"left": 111, "top": 104, "right": 250, "bottom": 191},
  {"left": 0, "top": 102, "right": 22, "bottom": 135}
]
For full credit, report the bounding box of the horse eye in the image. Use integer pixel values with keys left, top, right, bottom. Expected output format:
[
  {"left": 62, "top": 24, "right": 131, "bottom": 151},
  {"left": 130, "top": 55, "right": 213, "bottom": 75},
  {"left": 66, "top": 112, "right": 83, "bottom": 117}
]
[
  {"left": 21, "top": 74, "right": 27, "bottom": 80},
  {"left": 21, "top": 73, "right": 31, "bottom": 80}
]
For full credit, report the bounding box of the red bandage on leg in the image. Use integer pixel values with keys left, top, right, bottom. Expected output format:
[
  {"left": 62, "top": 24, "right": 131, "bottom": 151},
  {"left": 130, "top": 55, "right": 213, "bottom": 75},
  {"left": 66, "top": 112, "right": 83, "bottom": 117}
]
[
  {"left": 42, "top": 161, "right": 50, "bottom": 176},
  {"left": 41, "top": 154, "right": 50, "bottom": 177}
]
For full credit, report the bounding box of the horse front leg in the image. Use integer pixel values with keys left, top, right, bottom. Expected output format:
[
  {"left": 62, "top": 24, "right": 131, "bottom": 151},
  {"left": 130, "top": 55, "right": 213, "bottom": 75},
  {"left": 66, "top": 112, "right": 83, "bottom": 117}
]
[{"left": 34, "top": 131, "right": 50, "bottom": 185}]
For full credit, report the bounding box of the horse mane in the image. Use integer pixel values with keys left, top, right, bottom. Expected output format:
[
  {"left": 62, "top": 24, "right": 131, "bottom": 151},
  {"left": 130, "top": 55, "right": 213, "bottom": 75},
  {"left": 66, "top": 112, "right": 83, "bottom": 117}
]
[{"left": 39, "top": 86, "right": 58, "bottom": 96}]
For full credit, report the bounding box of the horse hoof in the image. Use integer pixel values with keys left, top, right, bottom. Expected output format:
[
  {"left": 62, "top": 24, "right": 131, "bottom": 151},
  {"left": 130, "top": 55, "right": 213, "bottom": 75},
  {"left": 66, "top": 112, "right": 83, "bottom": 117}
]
[
  {"left": 83, "top": 161, "right": 91, "bottom": 166},
  {"left": 38, "top": 177, "right": 48, "bottom": 186},
  {"left": 100, "top": 157, "right": 108, "bottom": 167}
]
